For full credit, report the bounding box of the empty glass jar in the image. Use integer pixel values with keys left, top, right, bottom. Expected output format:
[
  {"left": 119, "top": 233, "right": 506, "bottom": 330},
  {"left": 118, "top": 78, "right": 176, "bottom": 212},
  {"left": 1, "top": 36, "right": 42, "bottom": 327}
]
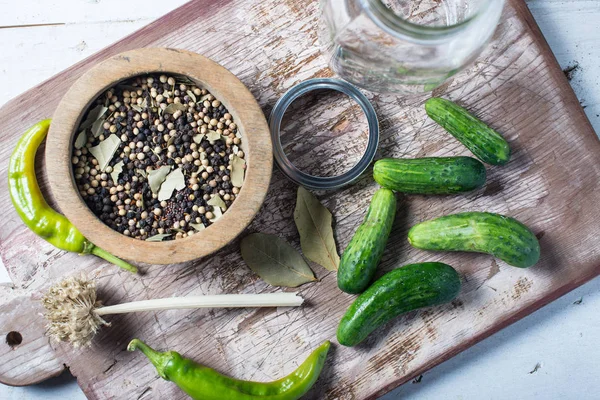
[{"left": 320, "top": 0, "right": 505, "bottom": 93}]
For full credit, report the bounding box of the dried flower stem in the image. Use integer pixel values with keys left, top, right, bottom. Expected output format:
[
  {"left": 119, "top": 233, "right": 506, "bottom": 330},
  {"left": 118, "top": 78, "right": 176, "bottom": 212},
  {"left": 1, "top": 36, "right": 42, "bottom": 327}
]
[
  {"left": 95, "top": 293, "right": 303, "bottom": 315},
  {"left": 42, "top": 275, "right": 303, "bottom": 348}
]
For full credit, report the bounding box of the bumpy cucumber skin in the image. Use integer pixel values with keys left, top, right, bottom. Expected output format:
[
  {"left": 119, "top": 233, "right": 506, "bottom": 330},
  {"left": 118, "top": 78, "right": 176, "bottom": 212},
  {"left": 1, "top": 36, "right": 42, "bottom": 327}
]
[
  {"left": 425, "top": 97, "right": 511, "bottom": 166},
  {"left": 373, "top": 157, "right": 486, "bottom": 194},
  {"left": 337, "top": 262, "right": 461, "bottom": 347},
  {"left": 337, "top": 188, "right": 397, "bottom": 294},
  {"left": 408, "top": 212, "right": 540, "bottom": 268}
]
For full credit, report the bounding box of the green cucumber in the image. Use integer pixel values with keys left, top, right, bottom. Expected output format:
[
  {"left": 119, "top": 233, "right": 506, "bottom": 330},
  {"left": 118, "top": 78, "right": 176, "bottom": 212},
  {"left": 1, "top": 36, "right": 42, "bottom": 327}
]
[
  {"left": 425, "top": 97, "right": 511, "bottom": 165},
  {"left": 373, "top": 157, "right": 486, "bottom": 194},
  {"left": 408, "top": 212, "right": 540, "bottom": 268},
  {"left": 337, "top": 262, "right": 461, "bottom": 347},
  {"left": 337, "top": 188, "right": 396, "bottom": 294}
]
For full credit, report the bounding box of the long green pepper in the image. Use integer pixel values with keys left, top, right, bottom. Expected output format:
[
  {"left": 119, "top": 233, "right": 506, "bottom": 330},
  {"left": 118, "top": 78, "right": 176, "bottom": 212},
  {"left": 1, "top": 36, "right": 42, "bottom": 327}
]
[
  {"left": 128, "top": 338, "right": 330, "bottom": 400},
  {"left": 8, "top": 120, "right": 137, "bottom": 273}
]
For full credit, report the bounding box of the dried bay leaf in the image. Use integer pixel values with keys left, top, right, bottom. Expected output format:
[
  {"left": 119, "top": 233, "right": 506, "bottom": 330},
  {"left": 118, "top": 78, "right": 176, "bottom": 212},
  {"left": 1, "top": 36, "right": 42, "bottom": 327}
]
[
  {"left": 231, "top": 155, "right": 246, "bottom": 187},
  {"left": 206, "top": 131, "right": 222, "bottom": 143},
  {"left": 137, "top": 168, "right": 147, "bottom": 179},
  {"left": 89, "top": 134, "right": 121, "bottom": 172},
  {"left": 131, "top": 105, "right": 143, "bottom": 113},
  {"left": 146, "top": 233, "right": 173, "bottom": 242},
  {"left": 80, "top": 105, "right": 108, "bottom": 130},
  {"left": 148, "top": 166, "right": 171, "bottom": 195},
  {"left": 158, "top": 168, "right": 185, "bottom": 201},
  {"left": 91, "top": 117, "right": 105, "bottom": 138},
  {"left": 110, "top": 161, "right": 124, "bottom": 183},
  {"left": 190, "top": 222, "right": 205, "bottom": 231},
  {"left": 186, "top": 90, "right": 197, "bottom": 103},
  {"left": 193, "top": 134, "right": 205, "bottom": 144},
  {"left": 164, "top": 103, "right": 187, "bottom": 114},
  {"left": 176, "top": 76, "right": 196, "bottom": 86},
  {"left": 207, "top": 194, "right": 227, "bottom": 211},
  {"left": 209, "top": 206, "right": 223, "bottom": 222},
  {"left": 294, "top": 186, "right": 340, "bottom": 271},
  {"left": 240, "top": 233, "right": 317, "bottom": 287},
  {"left": 74, "top": 131, "right": 87, "bottom": 149}
]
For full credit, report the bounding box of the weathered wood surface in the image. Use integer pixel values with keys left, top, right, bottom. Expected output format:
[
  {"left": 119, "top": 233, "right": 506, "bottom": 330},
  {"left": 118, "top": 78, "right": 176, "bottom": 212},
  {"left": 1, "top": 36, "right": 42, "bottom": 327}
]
[{"left": 0, "top": 0, "right": 599, "bottom": 399}]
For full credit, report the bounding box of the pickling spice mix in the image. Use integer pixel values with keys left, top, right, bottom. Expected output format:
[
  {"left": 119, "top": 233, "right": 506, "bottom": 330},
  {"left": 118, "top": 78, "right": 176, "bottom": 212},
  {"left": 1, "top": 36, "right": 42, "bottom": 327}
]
[{"left": 71, "top": 74, "right": 246, "bottom": 241}]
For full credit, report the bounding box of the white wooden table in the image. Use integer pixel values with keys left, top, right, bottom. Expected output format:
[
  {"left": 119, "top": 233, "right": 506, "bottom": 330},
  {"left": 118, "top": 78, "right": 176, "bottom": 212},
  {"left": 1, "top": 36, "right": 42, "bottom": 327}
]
[{"left": 1, "top": 0, "right": 599, "bottom": 398}]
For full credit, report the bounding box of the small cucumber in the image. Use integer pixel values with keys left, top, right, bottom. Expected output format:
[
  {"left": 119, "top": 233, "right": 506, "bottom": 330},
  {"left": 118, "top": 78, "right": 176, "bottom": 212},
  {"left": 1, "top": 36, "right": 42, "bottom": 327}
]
[
  {"left": 408, "top": 212, "right": 540, "bottom": 268},
  {"left": 373, "top": 157, "right": 486, "bottom": 194},
  {"left": 337, "top": 262, "right": 461, "bottom": 347},
  {"left": 337, "top": 188, "right": 396, "bottom": 294},
  {"left": 425, "top": 97, "right": 511, "bottom": 165}
]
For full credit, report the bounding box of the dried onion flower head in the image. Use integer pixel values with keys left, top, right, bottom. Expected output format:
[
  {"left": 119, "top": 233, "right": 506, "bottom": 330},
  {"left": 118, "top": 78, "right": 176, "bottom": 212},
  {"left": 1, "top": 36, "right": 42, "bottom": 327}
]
[{"left": 42, "top": 275, "right": 109, "bottom": 348}]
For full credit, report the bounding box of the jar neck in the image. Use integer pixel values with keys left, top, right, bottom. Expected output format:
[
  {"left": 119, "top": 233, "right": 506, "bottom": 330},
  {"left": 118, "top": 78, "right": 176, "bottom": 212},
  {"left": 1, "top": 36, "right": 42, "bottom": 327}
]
[{"left": 361, "top": 0, "right": 493, "bottom": 42}]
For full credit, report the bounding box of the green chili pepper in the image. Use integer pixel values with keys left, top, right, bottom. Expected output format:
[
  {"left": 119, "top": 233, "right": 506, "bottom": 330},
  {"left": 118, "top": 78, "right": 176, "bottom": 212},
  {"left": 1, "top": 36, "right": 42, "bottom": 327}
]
[
  {"left": 128, "top": 338, "right": 330, "bottom": 400},
  {"left": 8, "top": 119, "right": 137, "bottom": 273}
]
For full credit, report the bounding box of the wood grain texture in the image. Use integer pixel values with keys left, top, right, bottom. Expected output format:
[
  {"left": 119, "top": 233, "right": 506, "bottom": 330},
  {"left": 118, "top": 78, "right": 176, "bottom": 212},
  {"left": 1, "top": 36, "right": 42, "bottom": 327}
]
[
  {"left": 46, "top": 48, "right": 272, "bottom": 264},
  {"left": 0, "top": 0, "right": 599, "bottom": 399}
]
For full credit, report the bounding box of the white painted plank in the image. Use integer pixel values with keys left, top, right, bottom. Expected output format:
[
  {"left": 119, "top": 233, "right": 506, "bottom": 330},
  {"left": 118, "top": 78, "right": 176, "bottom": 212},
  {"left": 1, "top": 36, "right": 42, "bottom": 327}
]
[
  {"left": 0, "top": 0, "right": 189, "bottom": 26},
  {"left": 526, "top": 0, "right": 600, "bottom": 133}
]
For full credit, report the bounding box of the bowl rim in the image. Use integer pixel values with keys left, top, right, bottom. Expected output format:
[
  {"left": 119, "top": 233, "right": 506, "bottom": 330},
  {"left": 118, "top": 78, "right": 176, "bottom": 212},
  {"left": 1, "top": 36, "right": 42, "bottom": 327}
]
[{"left": 46, "top": 48, "right": 272, "bottom": 265}]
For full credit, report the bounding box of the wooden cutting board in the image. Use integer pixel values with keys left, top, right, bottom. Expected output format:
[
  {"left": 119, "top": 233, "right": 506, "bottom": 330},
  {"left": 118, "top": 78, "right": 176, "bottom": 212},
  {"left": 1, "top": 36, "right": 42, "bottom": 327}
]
[{"left": 0, "top": 0, "right": 599, "bottom": 398}]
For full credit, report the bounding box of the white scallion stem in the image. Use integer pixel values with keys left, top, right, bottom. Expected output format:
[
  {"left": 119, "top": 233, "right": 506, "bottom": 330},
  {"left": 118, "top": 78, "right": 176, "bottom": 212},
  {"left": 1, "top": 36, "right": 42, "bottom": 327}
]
[{"left": 95, "top": 293, "right": 303, "bottom": 316}]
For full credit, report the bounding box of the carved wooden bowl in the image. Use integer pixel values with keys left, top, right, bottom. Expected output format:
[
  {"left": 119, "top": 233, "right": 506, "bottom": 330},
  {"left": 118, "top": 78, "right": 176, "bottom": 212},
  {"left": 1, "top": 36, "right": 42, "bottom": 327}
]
[{"left": 46, "top": 48, "right": 272, "bottom": 265}]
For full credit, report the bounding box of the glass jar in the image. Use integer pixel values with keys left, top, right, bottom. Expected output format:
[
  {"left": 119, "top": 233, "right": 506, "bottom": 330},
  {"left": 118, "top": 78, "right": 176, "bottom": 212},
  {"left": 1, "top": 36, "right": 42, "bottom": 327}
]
[{"left": 319, "top": 0, "right": 505, "bottom": 93}]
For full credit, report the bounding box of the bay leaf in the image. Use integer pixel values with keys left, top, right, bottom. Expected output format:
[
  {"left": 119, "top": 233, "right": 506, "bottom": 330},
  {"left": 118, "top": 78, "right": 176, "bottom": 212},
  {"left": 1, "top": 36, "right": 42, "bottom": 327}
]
[
  {"left": 240, "top": 233, "right": 317, "bottom": 287},
  {"left": 137, "top": 168, "right": 147, "bottom": 178},
  {"left": 141, "top": 98, "right": 148, "bottom": 110},
  {"left": 190, "top": 222, "right": 205, "bottom": 231},
  {"left": 91, "top": 116, "right": 105, "bottom": 138},
  {"left": 164, "top": 103, "right": 187, "bottom": 114},
  {"left": 206, "top": 131, "right": 222, "bottom": 144},
  {"left": 193, "top": 134, "right": 205, "bottom": 144},
  {"left": 110, "top": 161, "right": 124, "bottom": 183},
  {"left": 176, "top": 76, "right": 196, "bottom": 86},
  {"left": 186, "top": 90, "right": 197, "bottom": 103},
  {"left": 191, "top": 165, "right": 205, "bottom": 177},
  {"left": 74, "top": 130, "right": 87, "bottom": 149},
  {"left": 80, "top": 105, "right": 108, "bottom": 130},
  {"left": 209, "top": 206, "right": 223, "bottom": 222},
  {"left": 89, "top": 134, "right": 121, "bottom": 172},
  {"left": 158, "top": 168, "right": 185, "bottom": 201},
  {"left": 146, "top": 233, "right": 173, "bottom": 242},
  {"left": 199, "top": 94, "right": 211, "bottom": 102},
  {"left": 148, "top": 166, "right": 171, "bottom": 195},
  {"left": 132, "top": 105, "right": 143, "bottom": 113},
  {"left": 230, "top": 155, "right": 246, "bottom": 187},
  {"left": 294, "top": 186, "right": 340, "bottom": 271},
  {"left": 232, "top": 145, "right": 239, "bottom": 154},
  {"left": 207, "top": 194, "right": 227, "bottom": 211}
]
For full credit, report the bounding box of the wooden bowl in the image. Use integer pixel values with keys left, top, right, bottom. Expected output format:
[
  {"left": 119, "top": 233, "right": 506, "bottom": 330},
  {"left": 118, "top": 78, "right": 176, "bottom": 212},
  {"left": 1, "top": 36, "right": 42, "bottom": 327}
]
[{"left": 46, "top": 48, "right": 272, "bottom": 265}]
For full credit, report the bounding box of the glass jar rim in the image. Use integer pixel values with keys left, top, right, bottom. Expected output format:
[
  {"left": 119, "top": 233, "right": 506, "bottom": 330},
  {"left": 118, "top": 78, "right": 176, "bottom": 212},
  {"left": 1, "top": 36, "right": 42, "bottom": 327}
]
[{"left": 363, "top": 0, "right": 498, "bottom": 40}]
